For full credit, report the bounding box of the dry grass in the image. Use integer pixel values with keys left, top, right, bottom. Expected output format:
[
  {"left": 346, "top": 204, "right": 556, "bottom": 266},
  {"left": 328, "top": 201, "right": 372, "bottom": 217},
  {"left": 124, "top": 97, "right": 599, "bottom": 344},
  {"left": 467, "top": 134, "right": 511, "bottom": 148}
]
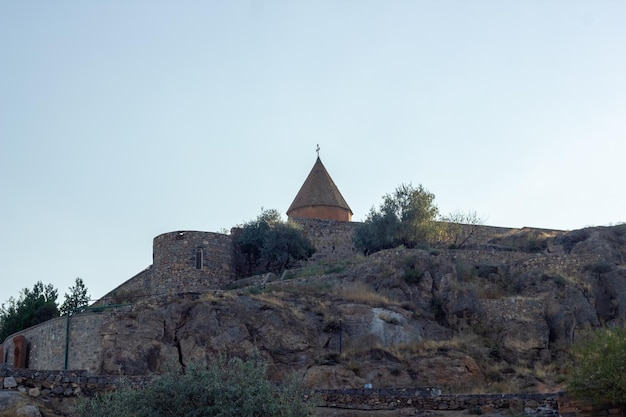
[
  {"left": 339, "top": 282, "right": 398, "bottom": 307},
  {"left": 199, "top": 291, "right": 235, "bottom": 303},
  {"left": 250, "top": 292, "right": 286, "bottom": 309},
  {"left": 249, "top": 292, "right": 308, "bottom": 321}
]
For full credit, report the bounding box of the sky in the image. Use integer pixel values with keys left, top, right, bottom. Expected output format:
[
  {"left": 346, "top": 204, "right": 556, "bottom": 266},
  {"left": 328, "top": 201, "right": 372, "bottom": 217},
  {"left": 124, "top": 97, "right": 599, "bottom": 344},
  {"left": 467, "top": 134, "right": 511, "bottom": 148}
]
[{"left": 1, "top": 1, "right": 625, "bottom": 304}]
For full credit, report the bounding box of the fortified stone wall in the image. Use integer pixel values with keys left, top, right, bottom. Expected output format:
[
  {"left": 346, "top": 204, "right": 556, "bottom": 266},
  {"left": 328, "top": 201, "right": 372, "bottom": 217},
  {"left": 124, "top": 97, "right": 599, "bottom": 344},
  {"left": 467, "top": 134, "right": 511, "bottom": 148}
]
[
  {"left": 96, "top": 268, "right": 154, "bottom": 306},
  {"left": 2, "top": 312, "right": 112, "bottom": 373},
  {"left": 98, "top": 222, "right": 568, "bottom": 307},
  {"left": 293, "top": 218, "right": 359, "bottom": 262},
  {"left": 97, "top": 231, "right": 235, "bottom": 306},
  {"left": 443, "top": 249, "right": 601, "bottom": 280},
  {"left": 152, "top": 231, "right": 234, "bottom": 293}
]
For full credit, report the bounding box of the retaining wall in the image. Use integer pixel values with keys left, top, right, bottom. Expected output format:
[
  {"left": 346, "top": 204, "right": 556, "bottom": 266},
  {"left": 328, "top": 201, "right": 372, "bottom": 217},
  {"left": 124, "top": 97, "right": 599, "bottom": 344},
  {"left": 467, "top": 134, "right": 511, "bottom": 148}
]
[{"left": 1, "top": 312, "right": 112, "bottom": 373}]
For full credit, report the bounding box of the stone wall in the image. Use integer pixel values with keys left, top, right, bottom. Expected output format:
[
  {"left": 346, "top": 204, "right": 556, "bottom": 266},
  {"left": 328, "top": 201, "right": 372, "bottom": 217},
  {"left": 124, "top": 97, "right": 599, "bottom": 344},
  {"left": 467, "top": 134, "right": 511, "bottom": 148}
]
[
  {"left": 96, "top": 267, "right": 154, "bottom": 306},
  {"left": 443, "top": 249, "right": 601, "bottom": 279},
  {"left": 317, "top": 389, "right": 561, "bottom": 413},
  {"left": 2, "top": 312, "right": 112, "bottom": 373},
  {"left": 0, "top": 371, "right": 621, "bottom": 417},
  {"left": 0, "top": 367, "right": 149, "bottom": 398},
  {"left": 97, "top": 231, "right": 235, "bottom": 306},
  {"left": 97, "top": 222, "right": 569, "bottom": 306},
  {"left": 152, "top": 231, "right": 234, "bottom": 293},
  {"left": 293, "top": 218, "right": 360, "bottom": 262}
]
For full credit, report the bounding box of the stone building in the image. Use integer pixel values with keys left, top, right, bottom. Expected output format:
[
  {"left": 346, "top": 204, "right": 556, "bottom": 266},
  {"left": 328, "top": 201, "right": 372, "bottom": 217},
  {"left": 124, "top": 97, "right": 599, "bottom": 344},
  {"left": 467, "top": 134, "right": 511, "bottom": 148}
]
[{"left": 287, "top": 156, "right": 353, "bottom": 222}]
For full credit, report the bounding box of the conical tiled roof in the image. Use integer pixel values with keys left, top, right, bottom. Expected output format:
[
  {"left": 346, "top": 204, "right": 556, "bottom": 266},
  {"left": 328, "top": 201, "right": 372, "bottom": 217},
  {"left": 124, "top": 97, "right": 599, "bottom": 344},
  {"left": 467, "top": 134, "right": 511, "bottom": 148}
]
[{"left": 287, "top": 157, "right": 352, "bottom": 216}]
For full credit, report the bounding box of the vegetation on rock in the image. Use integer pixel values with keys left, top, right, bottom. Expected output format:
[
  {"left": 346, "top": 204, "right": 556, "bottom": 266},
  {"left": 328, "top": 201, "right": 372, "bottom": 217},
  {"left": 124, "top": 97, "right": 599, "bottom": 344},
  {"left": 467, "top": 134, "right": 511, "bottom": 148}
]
[
  {"left": 567, "top": 325, "right": 626, "bottom": 404},
  {"left": 76, "top": 353, "right": 312, "bottom": 417},
  {"left": 234, "top": 208, "right": 315, "bottom": 276}
]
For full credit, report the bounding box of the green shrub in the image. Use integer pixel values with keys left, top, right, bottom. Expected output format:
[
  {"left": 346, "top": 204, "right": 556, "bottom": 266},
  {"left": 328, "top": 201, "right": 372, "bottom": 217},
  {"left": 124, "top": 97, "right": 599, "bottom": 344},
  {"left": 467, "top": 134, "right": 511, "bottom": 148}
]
[
  {"left": 76, "top": 354, "right": 312, "bottom": 417},
  {"left": 353, "top": 183, "right": 440, "bottom": 253},
  {"left": 567, "top": 325, "right": 626, "bottom": 403}
]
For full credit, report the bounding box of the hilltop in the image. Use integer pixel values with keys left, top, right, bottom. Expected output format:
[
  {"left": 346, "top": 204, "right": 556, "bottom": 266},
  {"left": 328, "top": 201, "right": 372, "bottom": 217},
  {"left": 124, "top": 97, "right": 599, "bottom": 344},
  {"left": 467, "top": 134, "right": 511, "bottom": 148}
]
[{"left": 91, "top": 224, "right": 625, "bottom": 393}]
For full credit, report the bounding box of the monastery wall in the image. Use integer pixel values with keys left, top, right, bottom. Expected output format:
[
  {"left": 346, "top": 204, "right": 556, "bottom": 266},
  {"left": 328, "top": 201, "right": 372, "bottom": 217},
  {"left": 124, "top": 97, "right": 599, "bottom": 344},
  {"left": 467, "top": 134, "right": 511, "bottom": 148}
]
[
  {"left": 1, "top": 312, "right": 111, "bottom": 373},
  {"left": 293, "top": 218, "right": 359, "bottom": 262}
]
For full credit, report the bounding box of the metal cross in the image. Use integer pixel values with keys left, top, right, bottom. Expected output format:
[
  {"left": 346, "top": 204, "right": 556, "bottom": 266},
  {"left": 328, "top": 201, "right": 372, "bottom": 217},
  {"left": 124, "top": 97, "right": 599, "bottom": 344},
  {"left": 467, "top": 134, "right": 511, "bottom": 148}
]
[{"left": 316, "top": 144, "right": 320, "bottom": 157}]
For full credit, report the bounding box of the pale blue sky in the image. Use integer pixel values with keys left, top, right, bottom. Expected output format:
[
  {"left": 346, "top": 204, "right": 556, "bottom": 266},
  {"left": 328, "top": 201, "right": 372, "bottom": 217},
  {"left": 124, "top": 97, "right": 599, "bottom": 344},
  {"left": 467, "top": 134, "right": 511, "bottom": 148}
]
[{"left": 1, "top": 1, "right": 625, "bottom": 303}]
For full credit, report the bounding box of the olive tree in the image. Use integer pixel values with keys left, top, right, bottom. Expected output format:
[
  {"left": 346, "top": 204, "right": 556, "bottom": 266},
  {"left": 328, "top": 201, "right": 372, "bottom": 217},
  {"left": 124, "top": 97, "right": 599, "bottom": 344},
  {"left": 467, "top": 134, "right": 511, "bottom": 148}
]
[
  {"left": 354, "top": 183, "right": 440, "bottom": 253},
  {"left": 234, "top": 209, "right": 315, "bottom": 276}
]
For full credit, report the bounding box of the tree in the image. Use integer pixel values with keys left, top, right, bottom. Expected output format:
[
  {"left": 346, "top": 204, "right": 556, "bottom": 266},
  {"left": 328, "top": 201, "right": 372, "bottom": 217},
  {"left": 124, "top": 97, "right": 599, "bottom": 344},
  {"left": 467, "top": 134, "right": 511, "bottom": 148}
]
[
  {"left": 60, "top": 277, "right": 91, "bottom": 316},
  {"left": 234, "top": 209, "right": 315, "bottom": 276},
  {"left": 567, "top": 325, "right": 626, "bottom": 404},
  {"left": 76, "top": 353, "right": 313, "bottom": 417},
  {"left": 354, "top": 183, "right": 440, "bottom": 253},
  {"left": 438, "top": 209, "right": 485, "bottom": 249},
  {"left": 0, "top": 281, "right": 59, "bottom": 341}
]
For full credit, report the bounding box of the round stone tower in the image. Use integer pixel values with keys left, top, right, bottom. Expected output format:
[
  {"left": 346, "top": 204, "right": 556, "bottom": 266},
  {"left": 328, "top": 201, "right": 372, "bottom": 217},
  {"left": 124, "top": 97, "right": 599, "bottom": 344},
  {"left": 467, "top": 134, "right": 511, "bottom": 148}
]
[{"left": 152, "top": 231, "right": 234, "bottom": 293}]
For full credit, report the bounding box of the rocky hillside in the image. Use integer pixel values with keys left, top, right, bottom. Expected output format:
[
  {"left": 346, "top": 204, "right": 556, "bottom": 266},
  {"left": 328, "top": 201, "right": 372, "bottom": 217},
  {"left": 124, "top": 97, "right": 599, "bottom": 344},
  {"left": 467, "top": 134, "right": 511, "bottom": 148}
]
[{"left": 97, "top": 224, "right": 626, "bottom": 393}]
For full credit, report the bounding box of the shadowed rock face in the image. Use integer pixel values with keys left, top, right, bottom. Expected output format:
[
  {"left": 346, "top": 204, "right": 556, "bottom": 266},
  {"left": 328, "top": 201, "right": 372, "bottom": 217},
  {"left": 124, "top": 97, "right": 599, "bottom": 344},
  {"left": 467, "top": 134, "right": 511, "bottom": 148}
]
[{"left": 96, "top": 225, "right": 626, "bottom": 392}]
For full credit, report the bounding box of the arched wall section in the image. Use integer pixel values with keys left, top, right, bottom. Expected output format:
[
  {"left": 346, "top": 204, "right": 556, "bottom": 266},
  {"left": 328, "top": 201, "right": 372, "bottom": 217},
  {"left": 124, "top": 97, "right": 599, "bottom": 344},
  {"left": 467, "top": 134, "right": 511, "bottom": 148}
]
[{"left": 152, "top": 231, "right": 234, "bottom": 293}]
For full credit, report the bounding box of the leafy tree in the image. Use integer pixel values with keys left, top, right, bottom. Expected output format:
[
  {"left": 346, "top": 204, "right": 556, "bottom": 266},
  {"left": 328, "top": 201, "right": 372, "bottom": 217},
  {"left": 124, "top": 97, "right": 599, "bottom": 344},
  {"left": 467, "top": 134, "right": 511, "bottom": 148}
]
[
  {"left": 234, "top": 209, "right": 315, "bottom": 276},
  {"left": 354, "top": 183, "right": 440, "bottom": 253},
  {"left": 60, "top": 277, "right": 91, "bottom": 316},
  {"left": 76, "top": 353, "right": 313, "bottom": 417},
  {"left": 0, "top": 281, "right": 59, "bottom": 341},
  {"left": 567, "top": 325, "right": 626, "bottom": 404}
]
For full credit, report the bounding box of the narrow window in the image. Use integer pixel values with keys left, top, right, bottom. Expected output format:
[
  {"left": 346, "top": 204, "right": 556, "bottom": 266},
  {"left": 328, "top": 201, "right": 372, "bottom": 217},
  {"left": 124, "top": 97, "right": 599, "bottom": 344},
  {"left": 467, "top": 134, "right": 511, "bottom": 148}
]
[{"left": 195, "top": 248, "right": 203, "bottom": 269}]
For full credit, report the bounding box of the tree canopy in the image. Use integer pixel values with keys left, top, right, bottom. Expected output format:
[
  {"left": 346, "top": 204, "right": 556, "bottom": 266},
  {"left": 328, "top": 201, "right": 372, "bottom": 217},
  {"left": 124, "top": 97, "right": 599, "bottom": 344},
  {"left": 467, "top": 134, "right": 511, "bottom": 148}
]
[
  {"left": 1, "top": 278, "right": 92, "bottom": 341},
  {"left": 234, "top": 209, "right": 315, "bottom": 276},
  {"left": 0, "top": 281, "right": 59, "bottom": 341},
  {"left": 60, "top": 277, "right": 91, "bottom": 316},
  {"left": 354, "top": 183, "right": 440, "bottom": 253}
]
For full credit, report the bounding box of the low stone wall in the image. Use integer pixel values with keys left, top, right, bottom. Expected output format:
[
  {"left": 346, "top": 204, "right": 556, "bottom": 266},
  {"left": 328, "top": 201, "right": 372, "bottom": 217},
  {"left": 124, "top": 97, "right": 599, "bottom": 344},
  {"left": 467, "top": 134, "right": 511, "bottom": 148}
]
[
  {"left": 317, "top": 388, "right": 560, "bottom": 413},
  {"left": 2, "top": 369, "right": 620, "bottom": 417},
  {"left": 0, "top": 367, "right": 149, "bottom": 398}
]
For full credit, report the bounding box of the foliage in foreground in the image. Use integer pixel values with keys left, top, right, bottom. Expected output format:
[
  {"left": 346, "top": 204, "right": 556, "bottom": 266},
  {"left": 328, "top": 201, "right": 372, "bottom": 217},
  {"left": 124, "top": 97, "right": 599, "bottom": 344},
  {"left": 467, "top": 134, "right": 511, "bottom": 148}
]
[
  {"left": 76, "top": 354, "right": 313, "bottom": 417},
  {"left": 354, "top": 183, "right": 440, "bottom": 253},
  {"left": 567, "top": 325, "right": 626, "bottom": 404},
  {"left": 234, "top": 209, "right": 315, "bottom": 276}
]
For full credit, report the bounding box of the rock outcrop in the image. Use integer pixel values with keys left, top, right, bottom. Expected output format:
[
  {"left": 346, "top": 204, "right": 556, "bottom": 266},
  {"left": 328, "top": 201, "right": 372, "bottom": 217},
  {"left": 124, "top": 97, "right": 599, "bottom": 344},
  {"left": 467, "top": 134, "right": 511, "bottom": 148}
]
[{"left": 87, "top": 225, "right": 626, "bottom": 393}]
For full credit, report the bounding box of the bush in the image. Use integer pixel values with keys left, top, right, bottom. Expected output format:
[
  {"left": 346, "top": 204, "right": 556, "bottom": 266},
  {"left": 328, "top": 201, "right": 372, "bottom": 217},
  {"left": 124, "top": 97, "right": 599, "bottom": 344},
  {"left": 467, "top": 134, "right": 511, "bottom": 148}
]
[
  {"left": 76, "top": 353, "right": 313, "bottom": 417},
  {"left": 234, "top": 209, "right": 315, "bottom": 276},
  {"left": 567, "top": 325, "right": 626, "bottom": 403},
  {"left": 354, "top": 183, "right": 440, "bottom": 254}
]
